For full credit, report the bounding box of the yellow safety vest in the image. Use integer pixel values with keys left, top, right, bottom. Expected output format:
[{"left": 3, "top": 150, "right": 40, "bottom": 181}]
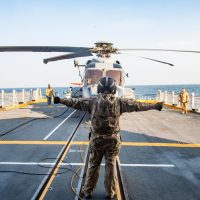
[
  {"left": 179, "top": 92, "right": 189, "bottom": 103},
  {"left": 46, "top": 88, "right": 53, "bottom": 97}
]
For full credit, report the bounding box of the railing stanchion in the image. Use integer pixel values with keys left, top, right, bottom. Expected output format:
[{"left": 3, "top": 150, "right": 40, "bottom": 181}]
[
  {"left": 158, "top": 90, "right": 162, "bottom": 101},
  {"left": 30, "top": 89, "right": 33, "bottom": 102},
  {"left": 39, "top": 88, "right": 42, "bottom": 99},
  {"left": 1, "top": 90, "right": 4, "bottom": 108},
  {"left": 191, "top": 93, "right": 195, "bottom": 110},
  {"left": 22, "top": 89, "right": 25, "bottom": 103},
  {"left": 164, "top": 91, "right": 168, "bottom": 104},
  {"left": 13, "top": 90, "right": 16, "bottom": 106},
  {"left": 172, "top": 91, "right": 175, "bottom": 105}
]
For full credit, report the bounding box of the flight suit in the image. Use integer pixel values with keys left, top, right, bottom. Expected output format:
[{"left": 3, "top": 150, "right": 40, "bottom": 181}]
[
  {"left": 178, "top": 91, "right": 190, "bottom": 114},
  {"left": 60, "top": 94, "right": 161, "bottom": 198},
  {"left": 45, "top": 88, "right": 54, "bottom": 105}
]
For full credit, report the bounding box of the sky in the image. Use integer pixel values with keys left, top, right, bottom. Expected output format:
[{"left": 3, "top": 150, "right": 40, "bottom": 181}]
[{"left": 0, "top": 0, "right": 200, "bottom": 88}]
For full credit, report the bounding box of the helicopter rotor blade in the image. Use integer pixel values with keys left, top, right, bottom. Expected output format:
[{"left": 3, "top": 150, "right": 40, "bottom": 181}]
[
  {"left": 119, "top": 52, "right": 174, "bottom": 66},
  {"left": 43, "top": 51, "right": 93, "bottom": 64},
  {"left": 138, "top": 56, "right": 174, "bottom": 66},
  {"left": 119, "top": 48, "right": 200, "bottom": 54},
  {"left": 0, "top": 46, "right": 90, "bottom": 53}
]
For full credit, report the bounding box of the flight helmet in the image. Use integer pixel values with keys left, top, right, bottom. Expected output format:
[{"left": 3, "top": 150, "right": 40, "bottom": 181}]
[{"left": 97, "top": 76, "right": 117, "bottom": 94}]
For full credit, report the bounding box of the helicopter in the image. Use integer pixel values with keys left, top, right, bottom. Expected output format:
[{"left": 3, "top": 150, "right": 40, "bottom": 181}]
[{"left": 1, "top": 41, "right": 200, "bottom": 98}]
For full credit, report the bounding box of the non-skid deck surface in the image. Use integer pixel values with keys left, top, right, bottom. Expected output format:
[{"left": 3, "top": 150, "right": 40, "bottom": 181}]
[{"left": 0, "top": 103, "right": 200, "bottom": 200}]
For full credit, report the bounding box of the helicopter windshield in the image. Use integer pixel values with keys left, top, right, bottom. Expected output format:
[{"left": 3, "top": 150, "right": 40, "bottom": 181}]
[
  {"left": 106, "top": 70, "right": 122, "bottom": 85},
  {"left": 86, "top": 69, "right": 103, "bottom": 85}
]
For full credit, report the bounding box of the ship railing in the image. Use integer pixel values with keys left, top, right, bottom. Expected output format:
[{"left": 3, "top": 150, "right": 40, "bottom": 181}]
[
  {"left": 156, "top": 90, "right": 200, "bottom": 111},
  {"left": 135, "top": 95, "right": 156, "bottom": 101},
  {"left": 0, "top": 88, "right": 43, "bottom": 108}
]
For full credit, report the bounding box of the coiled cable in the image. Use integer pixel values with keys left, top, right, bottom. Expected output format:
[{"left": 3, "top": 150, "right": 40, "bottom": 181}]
[{"left": 0, "top": 107, "right": 69, "bottom": 138}]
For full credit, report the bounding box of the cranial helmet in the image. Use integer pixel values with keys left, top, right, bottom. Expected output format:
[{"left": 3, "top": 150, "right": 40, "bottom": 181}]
[{"left": 97, "top": 76, "right": 117, "bottom": 94}]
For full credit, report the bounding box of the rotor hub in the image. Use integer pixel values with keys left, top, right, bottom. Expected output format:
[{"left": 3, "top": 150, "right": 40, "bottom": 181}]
[{"left": 91, "top": 41, "right": 118, "bottom": 57}]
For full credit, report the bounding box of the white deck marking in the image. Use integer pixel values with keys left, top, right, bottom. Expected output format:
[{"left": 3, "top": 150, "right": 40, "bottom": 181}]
[
  {"left": 0, "top": 162, "right": 56, "bottom": 165},
  {"left": 119, "top": 164, "right": 175, "bottom": 167},
  {"left": 0, "top": 162, "right": 175, "bottom": 167},
  {"left": 69, "top": 149, "right": 84, "bottom": 153},
  {"left": 43, "top": 110, "right": 76, "bottom": 140}
]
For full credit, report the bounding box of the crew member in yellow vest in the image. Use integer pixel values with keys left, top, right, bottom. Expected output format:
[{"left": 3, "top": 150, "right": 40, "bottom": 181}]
[
  {"left": 178, "top": 88, "right": 190, "bottom": 114},
  {"left": 45, "top": 84, "right": 54, "bottom": 105}
]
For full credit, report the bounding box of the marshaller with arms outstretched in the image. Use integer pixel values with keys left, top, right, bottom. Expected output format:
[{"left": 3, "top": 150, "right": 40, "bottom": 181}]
[{"left": 54, "top": 76, "right": 163, "bottom": 199}]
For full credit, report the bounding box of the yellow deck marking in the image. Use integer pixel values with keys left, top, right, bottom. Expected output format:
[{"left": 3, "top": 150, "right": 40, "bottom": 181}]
[
  {"left": 137, "top": 100, "right": 157, "bottom": 103},
  {"left": 137, "top": 100, "right": 194, "bottom": 113},
  {"left": 38, "top": 142, "right": 72, "bottom": 200},
  {"left": 121, "top": 142, "right": 200, "bottom": 147},
  {"left": 116, "top": 157, "right": 122, "bottom": 200},
  {"left": 0, "top": 140, "right": 200, "bottom": 148},
  {"left": 0, "top": 99, "right": 47, "bottom": 111},
  {"left": 116, "top": 182, "right": 121, "bottom": 200}
]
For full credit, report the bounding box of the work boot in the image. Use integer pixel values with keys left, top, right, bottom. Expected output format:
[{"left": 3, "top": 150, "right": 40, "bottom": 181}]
[
  {"left": 83, "top": 192, "right": 92, "bottom": 199},
  {"left": 106, "top": 194, "right": 116, "bottom": 199}
]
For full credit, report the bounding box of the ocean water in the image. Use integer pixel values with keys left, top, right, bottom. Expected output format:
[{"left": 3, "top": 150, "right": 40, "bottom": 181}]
[
  {"left": 128, "top": 84, "right": 200, "bottom": 97},
  {"left": 1, "top": 84, "right": 200, "bottom": 98}
]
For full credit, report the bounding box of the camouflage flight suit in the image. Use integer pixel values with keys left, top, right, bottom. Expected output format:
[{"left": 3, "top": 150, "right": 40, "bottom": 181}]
[{"left": 60, "top": 94, "right": 160, "bottom": 198}]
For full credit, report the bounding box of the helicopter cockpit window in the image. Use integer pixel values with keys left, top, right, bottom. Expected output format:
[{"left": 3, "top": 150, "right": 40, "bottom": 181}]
[
  {"left": 86, "top": 70, "right": 103, "bottom": 85},
  {"left": 106, "top": 70, "right": 122, "bottom": 85}
]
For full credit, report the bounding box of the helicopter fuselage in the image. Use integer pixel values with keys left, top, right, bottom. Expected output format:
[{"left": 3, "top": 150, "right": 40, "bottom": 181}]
[{"left": 80, "top": 58, "right": 127, "bottom": 98}]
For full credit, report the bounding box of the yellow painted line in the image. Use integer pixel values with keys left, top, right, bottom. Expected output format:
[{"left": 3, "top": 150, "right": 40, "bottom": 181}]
[
  {"left": 39, "top": 143, "right": 72, "bottom": 200},
  {"left": 136, "top": 100, "right": 194, "bottom": 113},
  {"left": 116, "top": 182, "right": 121, "bottom": 200},
  {"left": 0, "top": 99, "right": 47, "bottom": 111},
  {"left": 136, "top": 100, "right": 157, "bottom": 103},
  {"left": 0, "top": 140, "right": 200, "bottom": 148},
  {"left": 164, "top": 103, "right": 186, "bottom": 111},
  {"left": 71, "top": 141, "right": 89, "bottom": 145},
  {"left": 121, "top": 142, "right": 200, "bottom": 147},
  {"left": 116, "top": 157, "right": 122, "bottom": 200}
]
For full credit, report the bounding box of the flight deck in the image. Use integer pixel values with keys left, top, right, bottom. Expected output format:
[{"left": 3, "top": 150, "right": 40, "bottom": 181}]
[{"left": 0, "top": 103, "right": 200, "bottom": 200}]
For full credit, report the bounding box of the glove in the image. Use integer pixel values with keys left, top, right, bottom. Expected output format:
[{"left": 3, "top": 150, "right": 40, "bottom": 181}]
[
  {"left": 54, "top": 96, "right": 61, "bottom": 104},
  {"left": 155, "top": 102, "right": 163, "bottom": 111}
]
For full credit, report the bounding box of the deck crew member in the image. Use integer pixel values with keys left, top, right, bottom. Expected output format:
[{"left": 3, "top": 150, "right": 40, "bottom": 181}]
[
  {"left": 54, "top": 77, "right": 163, "bottom": 199},
  {"left": 45, "top": 84, "right": 54, "bottom": 105},
  {"left": 178, "top": 88, "right": 190, "bottom": 114}
]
